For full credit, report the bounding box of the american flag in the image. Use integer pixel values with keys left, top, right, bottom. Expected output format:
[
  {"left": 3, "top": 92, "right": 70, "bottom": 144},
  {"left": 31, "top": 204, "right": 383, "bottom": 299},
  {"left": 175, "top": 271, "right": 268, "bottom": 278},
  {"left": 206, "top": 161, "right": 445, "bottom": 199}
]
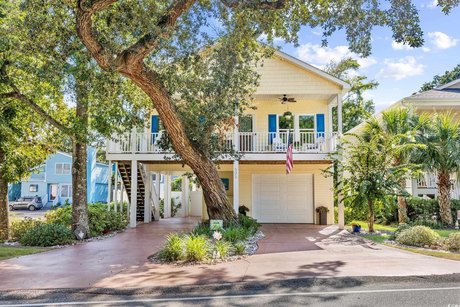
[{"left": 286, "top": 137, "right": 293, "bottom": 174}]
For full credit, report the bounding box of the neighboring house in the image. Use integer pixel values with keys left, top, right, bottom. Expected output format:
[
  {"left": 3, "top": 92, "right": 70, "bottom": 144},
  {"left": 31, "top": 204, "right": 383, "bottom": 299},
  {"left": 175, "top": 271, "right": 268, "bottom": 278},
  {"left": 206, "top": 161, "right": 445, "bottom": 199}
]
[
  {"left": 107, "top": 50, "right": 350, "bottom": 227},
  {"left": 9, "top": 147, "right": 109, "bottom": 206},
  {"left": 401, "top": 78, "right": 460, "bottom": 199},
  {"left": 349, "top": 78, "right": 460, "bottom": 199}
]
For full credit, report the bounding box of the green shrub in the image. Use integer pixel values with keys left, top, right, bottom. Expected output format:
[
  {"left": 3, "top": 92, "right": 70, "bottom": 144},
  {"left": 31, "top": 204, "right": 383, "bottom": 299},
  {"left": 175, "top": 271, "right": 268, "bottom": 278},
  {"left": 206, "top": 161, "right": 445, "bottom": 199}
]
[
  {"left": 215, "top": 240, "right": 232, "bottom": 259},
  {"left": 222, "top": 226, "right": 249, "bottom": 243},
  {"left": 234, "top": 241, "right": 246, "bottom": 255},
  {"left": 19, "top": 223, "right": 74, "bottom": 247},
  {"left": 391, "top": 223, "right": 411, "bottom": 240},
  {"left": 395, "top": 226, "right": 441, "bottom": 247},
  {"left": 238, "top": 215, "right": 260, "bottom": 235},
  {"left": 192, "top": 223, "right": 211, "bottom": 237},
  {"left": 10, "top": 218, "right": 43, "bottom": 241},
  {"left": 405, "top": 197, "right": 460, "bottom": 225},
  {"left": 443, "top": 232, "right": 460, "bottom": 252},
  {"left": 410, "top": 218, "right": 444, "bottom": 229},
  {"left": 184, "top": 235, "right": 209, "bottom": 262},
  {"left": 157, "top": 233, "right": 184, "bottom": 262},
  {"left": 45, "top": 203, "right": 127, "bottom": 237}
]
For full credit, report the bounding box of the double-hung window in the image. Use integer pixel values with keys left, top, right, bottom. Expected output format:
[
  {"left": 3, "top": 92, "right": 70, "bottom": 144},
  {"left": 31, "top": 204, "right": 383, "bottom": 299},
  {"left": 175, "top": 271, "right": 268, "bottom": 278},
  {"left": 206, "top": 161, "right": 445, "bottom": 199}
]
[{"left": 56, "top": 163, "right": 71, "bottom": 175}]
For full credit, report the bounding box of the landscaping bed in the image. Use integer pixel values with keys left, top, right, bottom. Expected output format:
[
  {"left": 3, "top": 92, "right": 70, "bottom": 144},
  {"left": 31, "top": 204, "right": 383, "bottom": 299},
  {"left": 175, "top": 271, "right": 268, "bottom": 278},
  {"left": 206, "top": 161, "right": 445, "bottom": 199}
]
[
  {"left": 150, "top": 215, "right": 263, "bottom": 265},
  {"left": 5, "top": 203, "right": 128, "bottom": 248},
  {"left": 348, "top": 221, "right": 460, "bottom": 261}
]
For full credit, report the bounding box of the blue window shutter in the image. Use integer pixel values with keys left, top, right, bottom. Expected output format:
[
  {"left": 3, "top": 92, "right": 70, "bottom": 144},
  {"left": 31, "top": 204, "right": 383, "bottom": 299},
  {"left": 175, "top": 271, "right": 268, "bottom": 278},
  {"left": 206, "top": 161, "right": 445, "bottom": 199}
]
[
  {"left": 316, "top": 114, "right": 325, "bottom": 138},
  {"left": 151, "top": 115, "right": 159, "bottom": 143},
  {"left": 268, "top": 114, "right": 277, "bottom": 144}
]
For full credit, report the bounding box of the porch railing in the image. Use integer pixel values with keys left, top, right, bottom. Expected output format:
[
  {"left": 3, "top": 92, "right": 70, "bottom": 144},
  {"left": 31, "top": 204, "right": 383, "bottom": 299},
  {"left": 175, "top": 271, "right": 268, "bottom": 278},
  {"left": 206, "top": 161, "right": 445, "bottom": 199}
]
[{"left": 107, "top": 131, "right": 338, "bottom": 154}]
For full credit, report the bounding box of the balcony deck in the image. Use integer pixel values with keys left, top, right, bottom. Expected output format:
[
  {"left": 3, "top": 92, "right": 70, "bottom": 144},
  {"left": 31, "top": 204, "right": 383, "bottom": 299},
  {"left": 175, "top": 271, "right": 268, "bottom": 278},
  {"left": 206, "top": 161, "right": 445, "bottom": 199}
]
[{"left": 106, "top": 131, "right": 338, "bottom": 162}]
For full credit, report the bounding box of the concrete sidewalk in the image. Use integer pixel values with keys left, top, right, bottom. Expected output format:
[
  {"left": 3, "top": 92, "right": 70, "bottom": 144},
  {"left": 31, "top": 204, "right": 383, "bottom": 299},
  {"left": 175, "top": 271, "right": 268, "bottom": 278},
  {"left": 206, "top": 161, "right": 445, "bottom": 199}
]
[{"left": 1, "top": 220, "right": 460, "bottom": 291}]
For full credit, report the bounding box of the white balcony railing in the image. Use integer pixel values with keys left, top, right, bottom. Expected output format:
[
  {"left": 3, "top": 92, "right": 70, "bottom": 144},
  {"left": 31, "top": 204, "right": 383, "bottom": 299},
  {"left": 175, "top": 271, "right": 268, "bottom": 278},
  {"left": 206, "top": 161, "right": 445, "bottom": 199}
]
[{"left": 107, "top": 131, "right": 338, "bottom": 155}]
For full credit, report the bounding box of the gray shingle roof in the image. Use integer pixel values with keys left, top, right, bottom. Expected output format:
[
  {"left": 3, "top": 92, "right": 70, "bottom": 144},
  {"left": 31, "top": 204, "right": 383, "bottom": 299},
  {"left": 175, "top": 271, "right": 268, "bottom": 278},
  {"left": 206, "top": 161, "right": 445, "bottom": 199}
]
[{"left": 407, "top": 88, "right": 460, "bottom": 100}]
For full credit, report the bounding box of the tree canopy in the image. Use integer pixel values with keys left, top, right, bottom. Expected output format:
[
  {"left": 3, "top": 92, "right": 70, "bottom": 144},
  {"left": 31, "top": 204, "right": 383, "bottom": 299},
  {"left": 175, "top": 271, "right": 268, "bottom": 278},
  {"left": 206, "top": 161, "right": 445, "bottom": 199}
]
[{"left": 420, "top": 64, "right": 460, "bottom": 92}]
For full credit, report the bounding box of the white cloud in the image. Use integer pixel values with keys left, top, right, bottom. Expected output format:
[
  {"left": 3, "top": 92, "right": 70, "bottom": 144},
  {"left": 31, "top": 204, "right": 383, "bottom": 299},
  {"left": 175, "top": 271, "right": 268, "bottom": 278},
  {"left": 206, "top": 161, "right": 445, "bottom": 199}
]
[
  {"left": 391, "top": 41, "right": 413, "bottom": 51},
  {"left": 377, "top": 56, "right": 425, "bottom": 80},
  {"left": 296, "top": 43, "right": 377, "bottom": 69},
  {"left": 428, "top": 31, "right": 458, "bottom": 49},
  {"left": 428, "top": 0, "right": 438, "bottom": 8}
]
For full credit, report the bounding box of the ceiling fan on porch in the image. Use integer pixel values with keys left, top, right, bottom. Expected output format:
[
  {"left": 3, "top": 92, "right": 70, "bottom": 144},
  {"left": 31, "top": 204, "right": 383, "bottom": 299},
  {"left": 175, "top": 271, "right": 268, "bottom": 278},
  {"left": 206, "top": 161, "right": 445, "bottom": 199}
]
[{"left": 279, "top": 94, "right": 297, "bottom": 104}]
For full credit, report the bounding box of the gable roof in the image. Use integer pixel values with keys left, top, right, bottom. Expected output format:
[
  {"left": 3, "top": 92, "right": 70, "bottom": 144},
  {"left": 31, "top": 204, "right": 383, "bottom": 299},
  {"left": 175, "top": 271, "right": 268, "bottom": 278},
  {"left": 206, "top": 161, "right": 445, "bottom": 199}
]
[
  {"left": 437, "top": 78, "right": 460, "bottom": 90},
  {"left": 405, "top": 88, "right": 460, "bottom": 101},
  {"left": 274, "top": 50, "right": 351, "bottom": 93}
]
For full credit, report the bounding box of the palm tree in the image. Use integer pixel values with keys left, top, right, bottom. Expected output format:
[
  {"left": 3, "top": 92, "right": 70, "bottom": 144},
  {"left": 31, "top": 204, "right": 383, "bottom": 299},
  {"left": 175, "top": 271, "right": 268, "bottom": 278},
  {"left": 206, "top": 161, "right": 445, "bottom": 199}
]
[
  {"left": 417, "top": 113, "right": 460, "bottom": 225},
  {"left": 363, "top": 107, "right": 424, "bottom": 224}
]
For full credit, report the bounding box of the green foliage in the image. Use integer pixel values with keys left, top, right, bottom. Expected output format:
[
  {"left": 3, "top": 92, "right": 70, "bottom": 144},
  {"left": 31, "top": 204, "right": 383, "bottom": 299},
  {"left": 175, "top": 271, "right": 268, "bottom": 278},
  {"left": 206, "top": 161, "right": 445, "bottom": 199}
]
[
  {"left": 157, "top": 233, "right": 184, "bottom": 262},
  {"left": 443, "top": 232, "right": 460, "bottom": 252},
  {"left": 391, "top": 223, "right": 412, "bottom": 240},
  {"left": 10, "top": 218, "right": 43, "bottom": 241},
  {"left": 325, "top": 57, "right": 377, "bottom": 132},
  {"left": 420, "top": 64, "right": 460, "bottom": 92},
  {"left": 215, "top": 240, "right": 232, "bottom": 259},
  {"left": 45, "top": 203, "right": 127, "bottom": 237},
  {"left": 222, "top": 226, "right": 250, "bottom": 243},
  {"left": 19, "top": 223, "right": 73, "bottom": 247},
  {"left": 234, "top": 241, "right": 246, "bottom": 255},
  {"left": 171, "top": 177, "right": 182, "bottom": 192},
  {"left": 192, "top": 223, "right": 211, "bottom": 237},
  {"left": 237, "top": 215, "right": 260, "bottom": 235},
  {"left": 395, "top": 226, "right": 441, "bottom": 247},
  {"left": 184, "top": 235, "right": 210, "bottom": 262}
]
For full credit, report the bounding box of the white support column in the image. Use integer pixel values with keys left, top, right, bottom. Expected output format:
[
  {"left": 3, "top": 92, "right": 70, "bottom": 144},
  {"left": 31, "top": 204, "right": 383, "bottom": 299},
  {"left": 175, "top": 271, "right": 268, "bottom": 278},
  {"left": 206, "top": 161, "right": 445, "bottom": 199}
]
[
  {"left": 233, "top": 160, "right": 239, "bottom": 215},
  {"left": 107, "top": 160, "right": 112, "bottom": 211},
  {"left": 233, "top": 105, "right": 239, "bottom": 215},
  {"left": 114, "top": 162, "right": 118, "bottom": 213},
  {"left": 181, "top": 175, "right": 190, "bottom": 217},
  {"left": 130, "top": 161, "right": 138, "bottom": 228},
  {"left": 154, "top": 172, "right": 161, "bottom": 220},
  {"left": 144, "top": 170, "right": 151, "bottom": 223},
  {"left": 164, "top": 173, "right": 171, "bottom": 218},
  {"left": 337, "top": 94, "right": 343, "bottom": 135},
  {"left": 338, "top": 191, "right": 345, "bottom": 229}
]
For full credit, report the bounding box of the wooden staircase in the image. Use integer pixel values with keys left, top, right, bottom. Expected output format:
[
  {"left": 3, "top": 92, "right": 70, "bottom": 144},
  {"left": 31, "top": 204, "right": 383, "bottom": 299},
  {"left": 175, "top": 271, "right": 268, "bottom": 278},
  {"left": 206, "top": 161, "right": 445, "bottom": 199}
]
[{"left": 118, "top": 161, "right": 145, "bottom": 221}]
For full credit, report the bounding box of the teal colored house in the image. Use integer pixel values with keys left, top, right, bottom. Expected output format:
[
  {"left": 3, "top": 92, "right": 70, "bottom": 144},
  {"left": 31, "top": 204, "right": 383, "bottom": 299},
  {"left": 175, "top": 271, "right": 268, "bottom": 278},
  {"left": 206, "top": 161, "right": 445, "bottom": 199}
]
[{"left": 9, "top": 147, "right": 109, "bottom": 206}]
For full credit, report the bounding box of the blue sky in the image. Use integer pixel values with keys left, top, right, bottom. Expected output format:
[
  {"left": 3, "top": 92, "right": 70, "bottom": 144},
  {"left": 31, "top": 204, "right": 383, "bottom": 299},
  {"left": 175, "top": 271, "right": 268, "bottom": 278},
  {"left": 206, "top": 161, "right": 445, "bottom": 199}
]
[{"left": 277, "top": 1, "right": 460, "bottom": 112}]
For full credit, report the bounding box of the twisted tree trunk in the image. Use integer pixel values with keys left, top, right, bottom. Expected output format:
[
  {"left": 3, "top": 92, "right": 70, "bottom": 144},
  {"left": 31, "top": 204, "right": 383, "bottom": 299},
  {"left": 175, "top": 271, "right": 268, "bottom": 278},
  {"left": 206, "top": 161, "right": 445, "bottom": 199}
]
[
  {"left": 437, "top": 170, "right": 453, "bottom": 225},
  {"left": 0, "top": 148, "right": 9, "bottom": 241},
  {"left": 124, "top": 65, "right": 235, "bottom": 221},
  {"left": 397, "top": 177, "right": 408, "bottom": 224}
]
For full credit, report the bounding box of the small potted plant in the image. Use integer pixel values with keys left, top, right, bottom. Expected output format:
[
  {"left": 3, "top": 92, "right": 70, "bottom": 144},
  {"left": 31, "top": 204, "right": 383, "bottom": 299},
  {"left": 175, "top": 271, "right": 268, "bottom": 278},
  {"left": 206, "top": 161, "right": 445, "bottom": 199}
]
[
  {"left": 351, "top": 222, "right": 362, "bottom": 233},
  {"left": 239, "top": 205, "right": 250, "bottom": 216}
]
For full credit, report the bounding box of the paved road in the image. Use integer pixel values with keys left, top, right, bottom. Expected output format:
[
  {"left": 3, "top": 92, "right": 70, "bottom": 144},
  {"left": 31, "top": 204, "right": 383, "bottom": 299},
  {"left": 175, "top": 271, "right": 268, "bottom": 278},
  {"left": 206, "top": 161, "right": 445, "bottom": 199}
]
[
  {"left": 0, "top": 275, "right": 459, "bottom": 306},
  {"left": 9, "top": 208, "right": 49, "bottom": 220}
]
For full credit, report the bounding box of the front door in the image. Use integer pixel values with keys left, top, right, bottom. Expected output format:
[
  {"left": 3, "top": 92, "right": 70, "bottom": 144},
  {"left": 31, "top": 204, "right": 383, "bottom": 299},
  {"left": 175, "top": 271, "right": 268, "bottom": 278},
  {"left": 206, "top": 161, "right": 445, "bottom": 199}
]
[
  {"left": 49, "top": 184, "right": 58, "bottom": 202},
  {"left": 239, "top": 115, "right": 253, "bottom": 151}
]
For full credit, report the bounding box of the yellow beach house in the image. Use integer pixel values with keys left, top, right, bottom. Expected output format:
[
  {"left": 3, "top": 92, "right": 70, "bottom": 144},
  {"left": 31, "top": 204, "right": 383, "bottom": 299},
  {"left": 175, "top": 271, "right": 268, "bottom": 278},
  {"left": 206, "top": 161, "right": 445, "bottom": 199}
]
[{"left": 106, "top": 50, "right": 350, "bottom": 228}]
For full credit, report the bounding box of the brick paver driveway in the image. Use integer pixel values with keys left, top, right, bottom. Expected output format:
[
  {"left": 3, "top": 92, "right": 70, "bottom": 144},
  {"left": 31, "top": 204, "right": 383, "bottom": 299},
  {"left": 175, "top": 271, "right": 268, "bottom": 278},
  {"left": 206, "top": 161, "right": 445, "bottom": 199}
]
[{"left": 1, "top": 221, "right": 460, "bottom": 291}]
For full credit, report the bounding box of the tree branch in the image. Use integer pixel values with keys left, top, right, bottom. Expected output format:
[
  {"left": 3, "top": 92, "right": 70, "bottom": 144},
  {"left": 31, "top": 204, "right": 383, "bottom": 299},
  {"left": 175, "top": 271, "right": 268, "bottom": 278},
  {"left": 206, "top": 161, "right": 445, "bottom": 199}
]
[
  {"left": 120, "top": 0, "right": 197, "bottom": 64},
  {"left": 1, "top": 91, "right": 71, "bottom": 135},
  {"left": 0, "top": 64, "right": 71, "bottom": 135},
  {"left": 221, "top": 0, "right": 286, "bottom": 9},
  {"left": 76, "top": 0, "right": 118, "bottom": 70}
]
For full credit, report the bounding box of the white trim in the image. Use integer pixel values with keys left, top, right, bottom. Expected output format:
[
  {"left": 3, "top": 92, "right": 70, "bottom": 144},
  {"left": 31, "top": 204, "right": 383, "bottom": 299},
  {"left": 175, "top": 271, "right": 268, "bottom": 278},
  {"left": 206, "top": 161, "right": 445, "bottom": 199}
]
[
  {"left": 436, "top": 78, "right": 460, "bottom": 90},
  {"left": 274, "top": 50, "right": 351, "bottom": 92},
  {"left": 55, "top": 163, "right": 71, "bottom": 175}
]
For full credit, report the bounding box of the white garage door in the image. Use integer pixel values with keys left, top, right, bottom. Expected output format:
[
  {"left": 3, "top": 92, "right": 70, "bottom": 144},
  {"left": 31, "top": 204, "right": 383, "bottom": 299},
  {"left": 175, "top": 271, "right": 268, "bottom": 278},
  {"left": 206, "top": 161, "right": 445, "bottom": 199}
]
[{"left": 253, "top": 174, "right": 314, "bottom": 223}]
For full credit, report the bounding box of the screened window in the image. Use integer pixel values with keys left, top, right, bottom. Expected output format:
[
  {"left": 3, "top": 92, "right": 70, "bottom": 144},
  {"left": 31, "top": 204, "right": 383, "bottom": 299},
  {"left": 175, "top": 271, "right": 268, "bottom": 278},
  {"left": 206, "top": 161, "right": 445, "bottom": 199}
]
[
  {"left": 61, "top": 185, "right": 72, "bottom": 198},
  {"left": 56, "top": 163, "right": 71, "bottom": 175},
  {"left": 29, "top": 184, "right": 38, "bottom": 193},
  {"left": 299, "top": 115, "right": 315, "bottom": 131}
]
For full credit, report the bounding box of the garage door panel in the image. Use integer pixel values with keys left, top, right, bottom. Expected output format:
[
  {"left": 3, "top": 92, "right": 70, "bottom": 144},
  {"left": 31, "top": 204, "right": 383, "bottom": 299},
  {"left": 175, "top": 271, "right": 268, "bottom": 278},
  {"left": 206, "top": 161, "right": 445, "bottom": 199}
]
[{"left": 253, "top": 174, "right": 314, "bottom": 223}]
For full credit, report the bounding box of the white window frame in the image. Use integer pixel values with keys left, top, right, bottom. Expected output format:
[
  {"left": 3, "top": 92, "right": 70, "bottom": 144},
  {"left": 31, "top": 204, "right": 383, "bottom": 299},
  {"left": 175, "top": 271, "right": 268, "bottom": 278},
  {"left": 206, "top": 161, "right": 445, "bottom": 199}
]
[
  {"left": 298, "top": 114, "right": 316, "bottom": 132},
  {"left": 29, "top": 184, "right": 38, "bottom": 193},
  {"left": 55, "top": 163, "right": 71, "bottom": 175},
  {"left": 60, "top": 184, "right": 72, "bottom": 198}
]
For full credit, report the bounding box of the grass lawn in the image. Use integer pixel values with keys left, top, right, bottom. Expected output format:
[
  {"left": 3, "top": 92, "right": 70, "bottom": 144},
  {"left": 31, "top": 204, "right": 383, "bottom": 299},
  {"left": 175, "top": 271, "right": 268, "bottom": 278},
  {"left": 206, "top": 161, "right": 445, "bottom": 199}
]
[
  {"left": 0, "top": 246, "right": 49, "bottom": 261},
  {"left": 361, "top": 233, "right": 391, "bottom": 243},
  {"left": 346, "top": 221, "right": 397, "bottom": 233},
  {"left": 385, "top": 244, "right": 460, "bottom": 261}
]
